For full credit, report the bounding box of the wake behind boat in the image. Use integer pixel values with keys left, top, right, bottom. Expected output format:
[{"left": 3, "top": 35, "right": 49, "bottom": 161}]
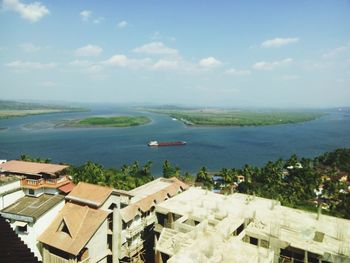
[{"left": 148, "top": 141, "right": 186, "bottom": 147}]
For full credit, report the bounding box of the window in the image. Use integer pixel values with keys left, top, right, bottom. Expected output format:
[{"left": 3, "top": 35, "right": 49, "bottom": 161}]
[
  {"left": 57, "top": 220, "right": 71, "bottom": 237},
  {"left": 17, "top": 225, "right": 27, "bottom": 233},
  {"left": 249, "top": 236, "right": 258, "bottom": 246},
  {"left": 28, "top": 189, "right": 34, "bottom": 195}
]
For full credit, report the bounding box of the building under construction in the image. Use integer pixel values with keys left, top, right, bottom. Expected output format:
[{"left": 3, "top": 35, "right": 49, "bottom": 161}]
[{"left": 154, "top": 187, "right": 350, "bottom": 263}]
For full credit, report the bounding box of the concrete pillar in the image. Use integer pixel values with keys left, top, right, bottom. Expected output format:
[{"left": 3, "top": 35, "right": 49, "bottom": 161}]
[
  {"left": 304, "top": 250, "right": 308, "bottom": 263},
  {"left": 112, "top": 207, "right": 122, "bottom": 263},
  {"left": 154, "top": 235, "right": 163, "bottom": 263}
]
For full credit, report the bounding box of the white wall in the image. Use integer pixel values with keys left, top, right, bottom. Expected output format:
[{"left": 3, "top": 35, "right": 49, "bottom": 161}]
[
  {"left": 15, "top": 199, "right": 65, "bottom": 260},
  {"left": 0, "top": 180, "right": 20, "bottom": 194},
  {"left": 101, "top": 195, "right": 120, "bottom": 211},
  {"left": 0, "top": 189, "right": 25, "bottom": 209},
  {"left": 86, "top": 219, "right": 108, "bottom": 263},
  {"left": 43, "top": 188, "right": 59, "bottom": 195},
  {"left": 23, "top": 187, "right": 45, "bottom": 197}
]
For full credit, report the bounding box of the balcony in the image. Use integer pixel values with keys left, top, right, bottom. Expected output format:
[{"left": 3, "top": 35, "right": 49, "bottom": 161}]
[
  {"left": 124, "top": 223, "right": 144, "bottom": 238},
  {"left": 144, "top": 214, "right": 156, "bottom": 226},
  {"left": 21, "top": 176, "right": 69, "bottom": 189},
  {"left": 121, "top": 241, "right": 143, "bottom": 258}
]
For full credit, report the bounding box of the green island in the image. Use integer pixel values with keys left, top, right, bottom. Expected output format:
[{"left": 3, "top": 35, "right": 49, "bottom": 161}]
[
  {"left": 0, "top": 100, "right": 87, "bottom": 119},
  {"left": 146, "top": 107, "right": 324, "bottom": 126},
  {"left": 62, "top": 116, "right": 151, "bottom": 128}
]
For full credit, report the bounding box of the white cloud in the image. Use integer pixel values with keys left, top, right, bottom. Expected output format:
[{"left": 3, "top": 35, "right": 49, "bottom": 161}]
[
  {"left": 117, "top": 20, "right": 128, "bottom": 28},
  {"left": 2, "top": 0, "right": 50, "bottom": 22},
  {"left": 199, "top": 57, "right": 222, "bottom": 68},
  {"left": 252, "top": 58, "right": 293, "bottom": 70},
  {"left": 80, "top": 10, "right": 92, "bottom": 21},
  {"left": 225, "top": 68, "right": 251, "bottom": 76},
  {"left": 133, "top": 42, "right": 178, "bottom": 55},
  {"left": 322, "top": 44, "right": 350, "bottom": 59},
  {"left": 103, "top": 54, "right": 151, "bottom": 69},
  {"left": 261, "top": 37, "right": 299, "bottom": 48},
  {"left": 93, "top": 17, "right": 105, "bottom": 24},
  {"left": 75, "top": 44, "right": 102, "bottom": 57},
  {"left": 19, "top": 43, "right": 41, "bottom": 52},
  {"left": 5, "top": 60, "right": 56, "bottom": 70},
  {"left": 152, "top": 59, "right": 179, "bottom": 70},
  {"left": 69, "top": 60, "right": 103, "bottom": 74}
]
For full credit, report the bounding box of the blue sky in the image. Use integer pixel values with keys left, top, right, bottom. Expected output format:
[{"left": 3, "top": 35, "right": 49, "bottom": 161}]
[{"left": 0, "top": 0, "right": 349, "bottom": 107}]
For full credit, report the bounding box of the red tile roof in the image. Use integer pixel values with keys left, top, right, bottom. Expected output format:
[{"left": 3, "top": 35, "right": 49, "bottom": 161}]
[
  {"left": 58, "top": 182, "right": 75, "bottom": 194},
  {"left": 0, "top": 160, "right": 68, "bottom": 176}
]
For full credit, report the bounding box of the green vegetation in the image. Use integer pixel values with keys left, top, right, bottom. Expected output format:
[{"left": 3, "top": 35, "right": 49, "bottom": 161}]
[
  {"left": 70, "top": 161, "right": 154, "bottom": 190},
  {"left": 194, "top": 148, "right": 350, "bottom": 219},
  {"left": 19, "top": 154, "right": 52, "bottom": 163},
  {"left": 0, "top": 100, "right": 87, "bottom": 119},
  {"left": 17, "top": 148, "right": 350, "bottom": 219},
  {"left": 147, "top": 108, "right": 324, "bottom": 126},
  {"left": 74, "top": 116, "right": 151, "bottom": 127}
]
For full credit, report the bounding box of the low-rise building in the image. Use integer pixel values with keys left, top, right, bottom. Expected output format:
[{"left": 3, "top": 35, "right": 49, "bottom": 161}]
[
  {"left": 155, "top": 187, "right": 350, "bottom": 263},
  {"left": 38, "top": 177, "right": 188, "bottom": 263},
  {"left": 0, "top": 193, "right": 65, "bottom": 260},
  {"left": 0, "top": 160, "right": 71, "bottom": 196}
]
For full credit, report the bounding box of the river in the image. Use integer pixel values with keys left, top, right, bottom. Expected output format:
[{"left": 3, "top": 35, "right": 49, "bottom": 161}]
[{"left": 0, "top": 106, "right": 349, "bottom": 175}]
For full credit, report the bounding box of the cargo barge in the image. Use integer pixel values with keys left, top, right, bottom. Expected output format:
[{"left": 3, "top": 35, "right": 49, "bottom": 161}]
[{"left": 148, "top": 141, "right": 186, "bottom": 147}]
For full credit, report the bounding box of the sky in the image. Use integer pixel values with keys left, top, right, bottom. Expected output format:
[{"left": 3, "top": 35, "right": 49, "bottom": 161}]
[{"left": 0, "top": 0, "right": 349, "bottom": 108}]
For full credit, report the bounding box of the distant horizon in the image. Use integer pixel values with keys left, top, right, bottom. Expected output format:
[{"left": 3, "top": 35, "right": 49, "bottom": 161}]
[{"left": 1, "top": 98, "right": 349, "bottom": 110}]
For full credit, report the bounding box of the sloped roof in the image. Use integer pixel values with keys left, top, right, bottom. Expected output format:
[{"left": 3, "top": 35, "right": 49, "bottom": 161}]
[
  {"left": 58, "top": 182, "right": 75, "bottom": 194},
  {"left": 38, "top": 203, "right": 109, "bottom": 256},
  {"left": 120, "top": 177, "right": 188, "bottom": 222},
  {"left": 0, "top": 160, "right": 68, "bottom": 176},
  {"left": 1, "top": 194, "right": 64, "bottom": 222},
  {"left": 66, "top": 182, "right": 113, "bottom": 207}
]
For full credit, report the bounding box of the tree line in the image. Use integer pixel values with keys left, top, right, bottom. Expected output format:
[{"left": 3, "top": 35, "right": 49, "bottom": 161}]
[{"left": 18, "top": 148, "right": 350, "bottom": 219}]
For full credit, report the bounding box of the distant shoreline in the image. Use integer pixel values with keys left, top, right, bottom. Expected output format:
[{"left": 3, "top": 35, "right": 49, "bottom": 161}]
[{"left": 144, "top": 108, "right": 325, "bottom": 127}]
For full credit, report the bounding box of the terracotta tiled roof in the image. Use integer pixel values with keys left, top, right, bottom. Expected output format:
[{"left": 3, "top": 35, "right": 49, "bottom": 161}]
[
  {"left": 58, "top": 182, "right": 75, "bottom": 194},
  {"left": 37, "top": 203, "right": 109, "bottom": 256},
  {"left": 120, "top": 204, "right": 139, "bottom": 223},
  {"left": 0, "top": 216, "right": 41, "bottom": 263},
  {"left": 120, "top": 177, "right": 188, "bottom": 222},
  {"left": 66, "top": 182, "right": 113, "bottom": 207},
  {"left": 0, "top": 160, "right": 68, "bottom": 176}
]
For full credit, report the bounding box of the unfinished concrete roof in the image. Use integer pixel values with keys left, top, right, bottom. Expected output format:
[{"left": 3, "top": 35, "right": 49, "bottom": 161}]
[
  {"left": 38, "top": 202, "right": 109, "bottom": 256},
  {"left": 120, "top": 177, "right": 188, "bottom": 223},
  {"left": 0, "top": 160, "right": 68, "bottom": 176},
  {"left": 160, "top": 228, "right": 274, "bottom": 263},
  {"left": 66, "top": 182, "right": 113, "bottom": 207},
  {"left": 156, "top": 187, "right": 350, "bottom": 261},
  {"left": 0, "top": 194, "right": 64, "bottom": 222}
]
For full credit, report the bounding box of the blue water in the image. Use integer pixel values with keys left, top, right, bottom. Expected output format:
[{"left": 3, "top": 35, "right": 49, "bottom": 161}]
[{"left": 0, "top": 106, "right": 349, "bottom": 175}]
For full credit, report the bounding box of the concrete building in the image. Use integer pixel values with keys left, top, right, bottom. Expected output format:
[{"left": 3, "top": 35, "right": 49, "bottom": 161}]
[
  {"left": 154, "top": 187, "right": 350, "bottom": 263},
  {"left": 0, "top": 160, "right": 71, "bottom": 196},
  {"left": 0, "top": 176, "right": 25, "bottom": 209},
  {"left": 38, "top": 177, "right": 188, "bottom": 263},
  {"left": 0, "top": 194, "right": 65, "bottom": 260}
]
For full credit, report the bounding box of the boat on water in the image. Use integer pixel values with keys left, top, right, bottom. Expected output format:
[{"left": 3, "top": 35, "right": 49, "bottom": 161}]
[{"left": 148, "top": 141, "right": 186, "bottom": 147}]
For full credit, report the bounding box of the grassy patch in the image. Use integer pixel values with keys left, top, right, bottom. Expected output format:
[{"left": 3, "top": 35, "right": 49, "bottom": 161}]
[
  {"left": 70, "top": 116, "right": 151, "bottom": 127},
  {"left": 147, "top": 108, "right": 324, "bottom": 127}
]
